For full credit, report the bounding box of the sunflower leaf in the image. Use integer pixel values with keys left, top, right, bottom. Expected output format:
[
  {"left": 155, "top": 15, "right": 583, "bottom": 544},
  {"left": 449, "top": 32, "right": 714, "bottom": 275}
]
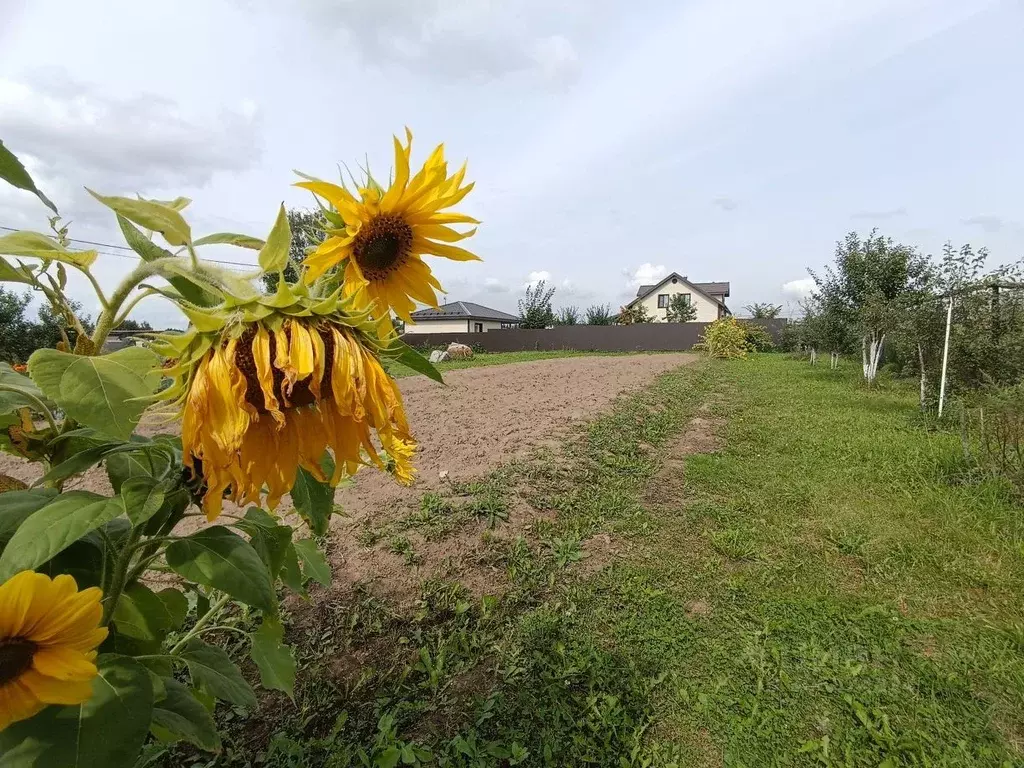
[
  {"left": 194, "top": 232, "right": 265, "bottom": 250},
  {"left": 0, "top": 491, "right": 122, "bottom": 580},
  {"left": 116, "top": 215, "right": 218, "bottom": 307},
  {"left": 120, "top": 475, "right": 168, "bottom": 527},
  {"left": 390, "top": 340, "right": 445, "bottom": 384},
  {"left": 250, "top": 618, "right": 297, "bottom": 698},
  {"left": 290, "top": 454, "right": 335, "bottom": 536},
  {"left": 293, "top": 538, "right": 331, "bottom": 587},
  {"left": 280, "top": 542, "right": 306, "bottom": 597},
  {"left": 88, "top": 189, "right": 192, "bottom": 247},
  {"left": 0, "top": 229, "right": 97, "bottom": 268},
  {"left": 0, "top": 488, "right": 57, "bottom": 548},
  {"left": 180, "top": 639, "right": 257, "bottom": 707},
  {"left": 151, "top": 678, "right": 222, "bottom": 752},
  {"left": 165, "top": 526, "right": 277, "bottom": 612},
  {"left": 0, "top": 139, "right": 58, "bottom": 214},
  {"left": 28, "top": 347, "right": 161, "bottom": 440},
  {"left": 257, "top": 203, "right": 292, "bottom": 274},
  {"left": 0, "top": 654, "right": 154, "bottom": 768}
]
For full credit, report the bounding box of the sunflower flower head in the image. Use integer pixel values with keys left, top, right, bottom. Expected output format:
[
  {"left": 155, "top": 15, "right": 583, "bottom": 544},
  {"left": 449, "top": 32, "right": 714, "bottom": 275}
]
[
  {"left": 0, "top": 571, "right": 107, "bottom": 732},
  {"left": 295, "top": 129, "right": 480, "bottom": 324},
  {"left": 154, "top": 284, "right": 415, "bottom": 521}
]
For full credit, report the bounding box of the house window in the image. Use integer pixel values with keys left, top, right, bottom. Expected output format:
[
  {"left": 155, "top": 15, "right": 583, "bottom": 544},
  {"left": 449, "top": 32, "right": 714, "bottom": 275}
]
[
  {"left": 678, "top": 293, "right": 691, "bottom": 305},
  {"left": 657, "top": 294, "right": 670, "bottom": 308},
  {"left": 474, "top": 322, "right": 484, "bottom": 332}
]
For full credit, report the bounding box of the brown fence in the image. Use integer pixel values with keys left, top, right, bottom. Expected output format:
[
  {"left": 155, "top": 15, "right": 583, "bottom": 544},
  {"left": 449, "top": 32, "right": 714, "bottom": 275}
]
[{"left": 402, "top": 319, "right": 787, "bottom": 353}]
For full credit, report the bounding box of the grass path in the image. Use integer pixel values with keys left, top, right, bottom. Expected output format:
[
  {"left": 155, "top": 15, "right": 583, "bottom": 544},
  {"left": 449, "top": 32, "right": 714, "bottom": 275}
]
[{"left": 169, "top": 356, "right": 1024, "bottom": 767}]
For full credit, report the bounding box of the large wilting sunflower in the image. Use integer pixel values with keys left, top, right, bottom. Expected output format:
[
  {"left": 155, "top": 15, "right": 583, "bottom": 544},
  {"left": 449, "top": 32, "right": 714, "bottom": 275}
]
[
  {"left": 0, "top": 571, "right": 107, "bottom": 732},
  {"left": 156, "top": 288, "right": 415, "bottom": 520},
  {"left": 296, "top": 130, "right": 480, "bottom": 322}
]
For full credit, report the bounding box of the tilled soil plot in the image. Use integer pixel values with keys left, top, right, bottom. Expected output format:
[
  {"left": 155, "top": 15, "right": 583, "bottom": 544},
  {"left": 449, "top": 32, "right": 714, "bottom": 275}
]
[{"left": 0, "top": 353, "right": 697, "bottom": 603}]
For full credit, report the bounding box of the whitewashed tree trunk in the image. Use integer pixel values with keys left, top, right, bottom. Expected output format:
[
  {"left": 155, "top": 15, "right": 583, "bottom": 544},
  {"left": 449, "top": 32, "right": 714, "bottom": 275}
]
[
  {"left": 810, "top": 347, "right": 818, "bottom": 366},
  {"left": 917, "top": 343, "right": 927, "bottom": 411},
  {"left": 861, "top": 336, "right": 869, "bottom": 379},
  {"left": 863, "top": 331, "right": 885, "bottom": 384},
  {"left": 830, "top": 351, "right": 839, "bottom": 369}
]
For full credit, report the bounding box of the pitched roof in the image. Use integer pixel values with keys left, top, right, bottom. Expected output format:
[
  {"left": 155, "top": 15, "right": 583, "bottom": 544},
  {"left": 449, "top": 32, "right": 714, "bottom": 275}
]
[
  {"left": 630, "top": 273, "right": 731, "bottom": 309},
  {"left": 409, "top": 301, "right": 521, "bottom": 322}
]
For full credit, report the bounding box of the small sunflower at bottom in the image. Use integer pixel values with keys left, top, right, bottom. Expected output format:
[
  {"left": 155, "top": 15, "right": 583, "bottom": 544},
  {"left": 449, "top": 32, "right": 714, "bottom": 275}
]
[{"left": 0, "top": 571, "right": 108, "bottom": 732}]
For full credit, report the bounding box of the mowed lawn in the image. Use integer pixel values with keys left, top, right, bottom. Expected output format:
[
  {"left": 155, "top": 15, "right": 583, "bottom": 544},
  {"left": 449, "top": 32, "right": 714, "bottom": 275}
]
[
  {"left": 573, "top": 356, "right": 1024, "bottom": 765},
  {"left": 192, "top": 355, "right": 1024, "bottom": 767}
]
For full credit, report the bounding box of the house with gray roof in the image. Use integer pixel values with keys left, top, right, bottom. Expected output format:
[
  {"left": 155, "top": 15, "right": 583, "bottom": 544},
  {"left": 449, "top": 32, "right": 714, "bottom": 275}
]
[
  {"left": 625, "top": 273, "right": 731, "bottom": 322},
  {"left": 405, "top": 301, "right": 521, "bottom": 334}
]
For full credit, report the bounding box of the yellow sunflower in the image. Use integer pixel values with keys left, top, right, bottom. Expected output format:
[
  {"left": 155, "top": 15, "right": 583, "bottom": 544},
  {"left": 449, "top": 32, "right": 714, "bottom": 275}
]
[
  {"left": 296, "top": 130, "right": 480, "bottom": 323},
  {"left": 167, "top": 315, "right": 414, "bottom": 520},
  {"left": 0, "top": 571, "right": 107, "bottom": 732}
]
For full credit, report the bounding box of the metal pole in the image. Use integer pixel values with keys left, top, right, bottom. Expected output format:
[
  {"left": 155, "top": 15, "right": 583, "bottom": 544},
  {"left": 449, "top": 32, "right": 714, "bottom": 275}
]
[{"left": 938, "top": 297, "right": 953, "bottom": 417}]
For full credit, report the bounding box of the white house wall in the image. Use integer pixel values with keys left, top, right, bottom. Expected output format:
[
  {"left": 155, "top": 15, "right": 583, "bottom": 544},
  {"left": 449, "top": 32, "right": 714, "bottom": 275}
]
[
  {"left": 404, "top": 318, "right": 505, "bottom": 334},
  {"left": 632, "top": 286, "right": 722, "bottom": 322}
]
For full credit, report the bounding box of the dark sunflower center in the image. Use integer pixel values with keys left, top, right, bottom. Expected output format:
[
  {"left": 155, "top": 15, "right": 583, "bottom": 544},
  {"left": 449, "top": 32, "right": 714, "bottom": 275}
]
[
  {"left": 234, "top": 325, "right": 336, "bottom": 415},
  {"left": 0, "top": 638, "right": 35, "bottom": 685},
  {"left": 352, "top": 214, "right": 414, "bottom": 280}
]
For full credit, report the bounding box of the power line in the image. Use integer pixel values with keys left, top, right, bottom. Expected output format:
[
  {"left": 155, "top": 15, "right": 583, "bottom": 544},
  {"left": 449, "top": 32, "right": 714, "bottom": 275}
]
[{"left": 0, "top": 224, "right": 257, "bottom": 269}]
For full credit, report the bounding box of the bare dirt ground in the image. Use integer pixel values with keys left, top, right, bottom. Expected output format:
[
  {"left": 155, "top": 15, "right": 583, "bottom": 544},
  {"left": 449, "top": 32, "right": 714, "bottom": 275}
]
[{"left": 1, "top": 353, "right": 698, "bottom": 604}]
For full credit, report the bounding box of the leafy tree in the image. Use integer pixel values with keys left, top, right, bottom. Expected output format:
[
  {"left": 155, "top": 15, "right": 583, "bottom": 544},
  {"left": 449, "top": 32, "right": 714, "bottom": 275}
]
[
  {"left": 555, "top": 305, "right": 580, "bottom": 325},
  {"left": 584, "top": 304, "right": 613, "bottom": 325},
  {"left": 114, "top": 318, "right": 153, "bottom": 332},
  {"left": 743, "top": 302, "right": 783, "bottom": 319},
  {"left": 260, "top": 209, "right": 326, "bottom": 292},
  {"left": 665, "top": 294, "right": 697, "bottom": 323},
  {"left": 519, "top": 280, "right": 556, "bottom": 329},
  {"left": 811, "top": 230, "right": 930, "bottom": 383},
  {"left": 0, "top": 287, "right": 32, "bottom": 364},
  {"left": 616, "top": 304, "right": 652, "bottom": 325}
]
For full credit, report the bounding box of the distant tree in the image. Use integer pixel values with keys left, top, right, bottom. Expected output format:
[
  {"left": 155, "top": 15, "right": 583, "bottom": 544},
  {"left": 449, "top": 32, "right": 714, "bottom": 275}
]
[
  {"left": 744, "top": 302, "right": 783, "bottom": 319},
  {"left": 261, "top": 209, "right": 327, "bottom": 292},
  {"left": 114, "top": 318, "right": 153, "bottom": 332},
  {"left": 0, "top": 287, "right": 32, "bottom": 364},
  {"left": 519, "top": 280, "right": 556, "bottom": 329},
  {"left": 584, "top": 304, "right": 613, "bottom": 325},
  {"left": 555, "top": 305, "right": 580, "bottom": 326},
  {"left": 616, "top": 304, "right": 652, "bottom": 325},
  {"left": 666, "top": 294, "right": 697, "bottom": 323}
]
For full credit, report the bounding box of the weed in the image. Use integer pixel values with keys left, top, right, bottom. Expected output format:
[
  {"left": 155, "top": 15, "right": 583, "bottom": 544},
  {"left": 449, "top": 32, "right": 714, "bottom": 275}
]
[
  {"left": 708, "top": 527, "right": 757, "bottom": 560},
  {"left": 389, "top": 535, "right": 420, "bottom": 566}
]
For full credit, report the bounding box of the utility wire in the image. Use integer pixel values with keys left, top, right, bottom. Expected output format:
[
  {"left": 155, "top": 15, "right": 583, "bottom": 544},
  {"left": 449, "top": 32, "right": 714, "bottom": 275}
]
[{"left": 0, "top": 224, "right": 257, "bottom": 269}]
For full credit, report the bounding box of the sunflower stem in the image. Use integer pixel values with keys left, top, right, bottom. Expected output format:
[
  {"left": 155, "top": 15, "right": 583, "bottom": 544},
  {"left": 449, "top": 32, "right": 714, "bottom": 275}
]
[
  {"left": 0, "top": 385, "right": 58, "bottom": 434},
  {"left": 91, "top": 258, "right": 176, "bottom": 351},
  {"left": 169, "top": 593, "right": 232, "bottom": 654},
  {"left": 102, "top": 526, "right": 145, "bottom": 625}
]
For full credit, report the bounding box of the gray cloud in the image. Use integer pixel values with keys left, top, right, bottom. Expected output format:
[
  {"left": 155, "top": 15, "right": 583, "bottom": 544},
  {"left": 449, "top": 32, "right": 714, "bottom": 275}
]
[
  {"left": 291, "top": 0, "right": 591, "bottom": 83},
  {"left": 0, "top": 70, "right": 262, "bottom": 197},
  {"left": 851, "top": 207, "right": 907, "bottom": 220},
  {"left": 962, "top": 214, "right": 1007, "bottom": 233},
  {"left": 713, "top": 196, "right": 738, "bottom": 211}
]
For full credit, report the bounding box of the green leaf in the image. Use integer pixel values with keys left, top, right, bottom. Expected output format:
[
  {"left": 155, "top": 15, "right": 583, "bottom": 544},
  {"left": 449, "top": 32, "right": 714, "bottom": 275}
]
[
  {"left": 0, "top": 491, "right": 122, "bottom": 580},
  {"left": 237, "top": 509, "right": 293, "bottom": 580},
  {"left": 0, "top": 256, "right": 35, "bottom": 285},
  {"left": 194, "top": 232, "right": 265, "bottom": 250},
  {"left": 0, "top": 138, "right": 57, "bottom": 214},
  {"left": 290, "top": 454, "right": 336, "bottom": 536},
  {"left": 104, "top": 446, "right": 171, "bottom": 494},
  {"left": 250, "top": 618, "right": 296, "bottom": 698},
  {"left": 0, "top": 488, "right": 57, "bottom": 547},
  {"left": 0, "top": 362, "right": 49, "bottom": 415},
  {"left": 0, "top": 655, "right": 153, "bottom": 768},
  {"left": 258, "top": 204, "right": 292, "bottom": 273},
  {"left": 151, "top": 678, "right": 221, "bottom": 752},
  {"left": 28, "top": 347, "right": 160, "bottom": 440},
  {"left": 112, "top": 583, "right": 187, "bottom": 651},
  {"left": 87, "top": 189, "right": 192, "bottom": 247},
  {"left": 280, "top": 542, "right": 305, "bottom": 596},
  {"left": 180, "top": 639, "right": 257, "bottom": 707},
  {"left": 391, "top": 340, "right": 444, "bottom": 384},
  {"left": 293, "top": 538, "right": 331, "bottom": 587},
  {"left": 0, "top": 230, "right": 97, "bottom": 267},
  {"left": 165, "top": 526, "right": 276, "bottom": 612},
  {"left": 116, "top": 215, "right": 217, "bottom": 307},
  {"left": 34, "top": 441, "right": 122, "bottom": 486},
  {"left": 120, "top": 476, "right": 167, "bottom": 527}
]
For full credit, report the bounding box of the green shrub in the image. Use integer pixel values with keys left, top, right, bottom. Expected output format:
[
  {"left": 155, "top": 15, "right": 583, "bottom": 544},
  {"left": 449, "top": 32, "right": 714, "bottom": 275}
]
[
  {"left": 740, "top": 321, "right": 775, "bottom": 352},
  {"left": 696, "top": 317, "right": 750, "bottom": 359}
]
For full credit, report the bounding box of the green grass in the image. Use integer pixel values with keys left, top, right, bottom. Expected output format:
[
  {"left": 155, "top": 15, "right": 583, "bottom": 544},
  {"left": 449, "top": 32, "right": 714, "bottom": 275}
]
[
  {"left": 388, "top": 349, "right": 635, "bottom": 377},
  {"left": 160, "top": 356, "right": 1024, "bottom": 767}
]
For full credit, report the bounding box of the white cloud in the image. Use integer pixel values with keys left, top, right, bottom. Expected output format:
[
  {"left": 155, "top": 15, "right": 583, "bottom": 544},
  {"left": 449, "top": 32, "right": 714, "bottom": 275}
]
[
  {"left": 713, "top": 196, "right": 738, "bottom": 211},
  {"left": 483, "top": 277, "right": 509, "bottom": 292},
  {"left": 781, "top": 277, "right": 815, "bottom": 301},
  {"left": 624, "top": 263, "right": 667, "bottom": 288},
  {"left": 525, "top": 269, "right": 551, "bottom": 289}
]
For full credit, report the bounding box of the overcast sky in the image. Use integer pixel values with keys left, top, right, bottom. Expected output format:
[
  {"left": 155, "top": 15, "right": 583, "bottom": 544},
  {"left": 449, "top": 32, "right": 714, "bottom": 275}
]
[{"left": 2, "top": 0, "right": 1022, "bottom": 326}]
